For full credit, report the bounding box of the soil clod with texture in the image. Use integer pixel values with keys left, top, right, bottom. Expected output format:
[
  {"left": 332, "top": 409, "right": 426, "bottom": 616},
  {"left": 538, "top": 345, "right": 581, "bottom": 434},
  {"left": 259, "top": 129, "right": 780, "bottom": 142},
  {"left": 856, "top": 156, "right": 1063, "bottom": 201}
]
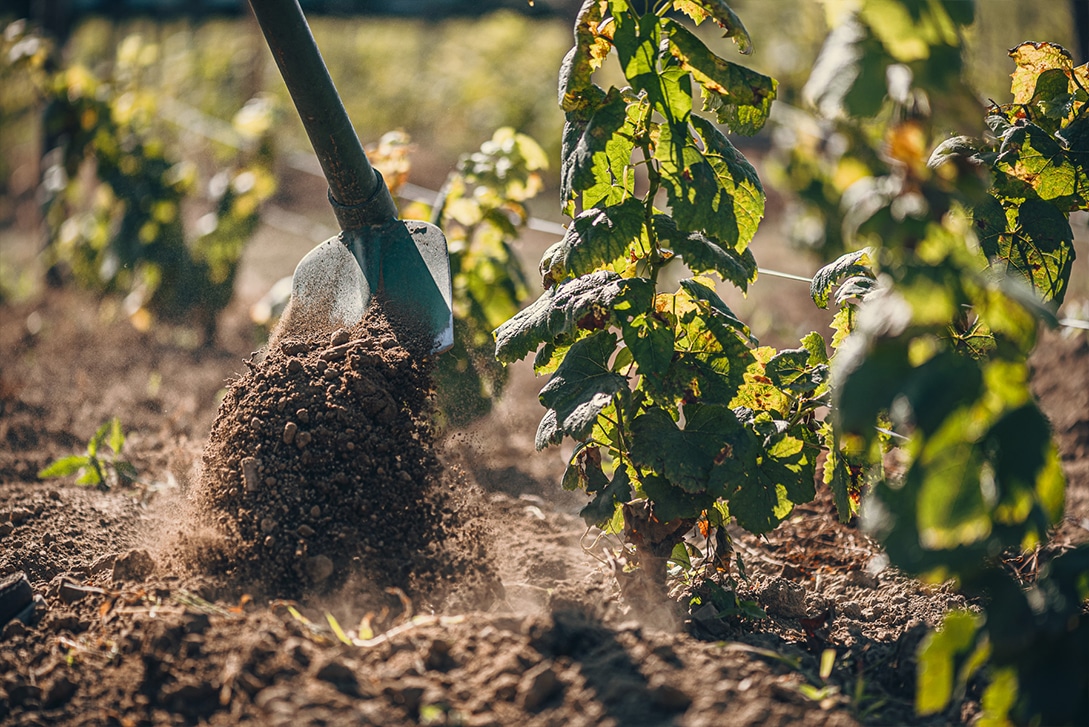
[{"left": 192, "top": 306, "right": 498, "bottom": 609}]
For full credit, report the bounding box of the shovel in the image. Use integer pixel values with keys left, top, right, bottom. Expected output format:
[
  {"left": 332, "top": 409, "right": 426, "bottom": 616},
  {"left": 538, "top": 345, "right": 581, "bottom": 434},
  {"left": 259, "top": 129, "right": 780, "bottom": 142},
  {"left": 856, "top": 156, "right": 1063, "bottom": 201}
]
[{"left": 249, "top": 0, "right": 453, "bottom": 353}]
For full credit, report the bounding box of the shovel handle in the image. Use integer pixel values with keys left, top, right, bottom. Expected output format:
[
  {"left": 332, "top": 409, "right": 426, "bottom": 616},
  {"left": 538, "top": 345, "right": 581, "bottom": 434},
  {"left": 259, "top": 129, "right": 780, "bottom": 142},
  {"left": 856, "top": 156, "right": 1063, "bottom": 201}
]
[{"left": 248, "top": 0, "right": 397, "bottom": 228}]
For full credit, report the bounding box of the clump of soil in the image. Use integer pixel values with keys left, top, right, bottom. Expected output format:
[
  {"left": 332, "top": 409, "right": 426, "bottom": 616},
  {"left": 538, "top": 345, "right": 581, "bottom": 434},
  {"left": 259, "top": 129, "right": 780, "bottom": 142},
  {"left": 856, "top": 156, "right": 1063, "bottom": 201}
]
[{"left": 190, "top": 305, "right": 499, "bottom": 608}]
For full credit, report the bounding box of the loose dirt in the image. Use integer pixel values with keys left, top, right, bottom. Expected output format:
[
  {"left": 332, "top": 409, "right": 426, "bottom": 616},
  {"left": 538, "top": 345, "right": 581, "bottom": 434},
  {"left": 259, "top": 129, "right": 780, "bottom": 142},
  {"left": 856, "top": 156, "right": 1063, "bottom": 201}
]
[
  {"left": 1, "top": 287, "right": 1086, "bottom": 727},
  {"left": 188, "top": 305, "right": 499, "bottom": 610}
]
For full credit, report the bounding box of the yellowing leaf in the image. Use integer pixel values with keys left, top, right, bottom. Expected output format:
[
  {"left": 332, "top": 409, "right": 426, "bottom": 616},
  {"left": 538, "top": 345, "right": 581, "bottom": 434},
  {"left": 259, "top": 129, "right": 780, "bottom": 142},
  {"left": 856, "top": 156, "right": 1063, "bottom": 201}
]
[{"left": 1009, "top": 41, "right": 1073, "bottom": 105}]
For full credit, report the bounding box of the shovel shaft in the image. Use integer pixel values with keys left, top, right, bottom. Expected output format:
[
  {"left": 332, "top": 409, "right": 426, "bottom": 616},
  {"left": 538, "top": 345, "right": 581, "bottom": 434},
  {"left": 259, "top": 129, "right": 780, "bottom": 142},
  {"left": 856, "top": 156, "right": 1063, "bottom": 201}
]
[{"left": 248, "top": 0, "right": 397, "bottom": 227}]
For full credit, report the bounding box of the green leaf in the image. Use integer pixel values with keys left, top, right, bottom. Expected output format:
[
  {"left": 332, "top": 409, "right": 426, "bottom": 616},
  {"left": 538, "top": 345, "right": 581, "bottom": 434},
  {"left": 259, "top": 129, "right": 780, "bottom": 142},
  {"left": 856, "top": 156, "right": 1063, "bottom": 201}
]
[
  {"left": 653, "top": 345, "right": 750, "bottom": 408},
  {"left": 927, "top": 135, "right": 986, "bottom": 169},
  {"left": 558, "top": 198, "right": 645, "bottom": 277},
  {"left": 38, "top": 455, "right": 92, "bottom": 479},
  {"left": 718, "top": 409, "right": 817, "bottom": 526},
  {"left": 803, "top": 16, "right": 889, "bottom": 119},
  {"left": 558, "top": 0, "right": 610, "bottom": 113},
  {"left": 664, "top": 20, "right": 776, "bottom": 134},
  {"left": 656, "top": 116, "right": 765, "bottom": 251},
  {"left": 653, "top": 214, "right": 758, "bottom": 291},
  {"left": 614, "top": 14, "right": 685, "bottom": 122},
  {"left": 88, "top": 419, "right": 113, "bottom": 458},
  {"left": 641, "top": 474, "right": 713, "bottom": 521},
  {"left": 580, "top": 465, "right": 633, "bottom": 526},
  {"left": 670, "top": 0, "right": 753, "bottom": 54},
  {"left": 979, "top": 668, "right": 1018, "bottom": 727},
  {"left": 1008, "top": 41, "right": 1073, "bottom": 105},
  {"left": 560, "top": 88, "right": 632, "bottom": 211},
  {"left": 984, "top": 403, "right": 1065, "bottom": 528},
  {"left": 834, "top": 337, "right": 914, "bottom": 439},
  {"left": 916, "top": 611, "right": 984, "bottom": 715},
  {"left": 820, "top": 426, "right": 855, "bottom": 524},
  {"left": 76, "top": 468, "right": 104, "bottom": 487},
  {"left": 1055, "top": 115, "right": 1089, "bottom": 178},
  {"left": 677, "top": 277, "right": 753, "bottom": 342},
  {"left": 631, "top": 404, "right": 743, "bottom": 494},
  {"left": 800, "top": 331, "right": 829, "bottom": 366},
  {"left": 975, "top": 196, "right": 1075, "bottom": 305},
  {"left": 106, "top": 417, "right": 125, "bottom": 455},
  {"left": 810, "top": 248, "right": 874, "bottom": 309},
  {"left": 995, "top": 123, "right": 1077, "bottom": 202},
  {"left": 829, "top": 306, "right": 856, "bottom": 349},
  {"left": 495, "top": 270, "right": 629, "bottom": 363},
  {"left": 114, "top": 460, "right": 140, "bottom": 481},
  {"left": 621, "top": 311, "right": 676, "bottom": 378},
  {"left": 766, "top": 348, "right": 828, "bottom": 395},
  {"left": 834, "top": 275, "right": 877, "bottom": 307},
  {"left": 536, "top": 330, "right": 628, "bottom": 449}
]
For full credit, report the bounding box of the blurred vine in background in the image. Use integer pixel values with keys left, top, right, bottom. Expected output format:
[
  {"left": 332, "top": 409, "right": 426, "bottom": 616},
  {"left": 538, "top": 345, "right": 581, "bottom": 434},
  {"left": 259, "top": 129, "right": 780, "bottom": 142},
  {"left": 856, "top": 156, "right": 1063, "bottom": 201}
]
[
  {"left": 427, "top": 127, "right": 547, "bottom": 429},
  {"left": 5, "top": 20, "right": 276, "bottom": 340},
  {"left": 802, "top": 2, "right": 1087, "bottom": 723},
  {"left": 767, "top": 0, "right": 980, "bottom": 260}
]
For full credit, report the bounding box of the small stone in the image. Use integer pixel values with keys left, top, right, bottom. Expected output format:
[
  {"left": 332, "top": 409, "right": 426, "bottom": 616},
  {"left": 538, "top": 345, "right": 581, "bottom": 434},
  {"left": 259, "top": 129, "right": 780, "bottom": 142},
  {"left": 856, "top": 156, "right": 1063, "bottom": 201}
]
[
  {"left": 250, "top": 417, "right": 261, "bottom": 430},
  {"left": 295, "top": 431, "right": 312, "bottom": 449},
  {"left": 261, "top": 518, "right": 277, "bottom": 534},
  {"left": 112, "top": 549, "right": 155, "bottom": 582},
  {"left": 264, "top": 476, "right": 277, "bottom": 487},
  {"left": 296, "top": 408, "right": 310, "bottom": 424},
  {"left": 309, "top": 506, "right": 321, "bottom": 518},
  {"left": 839, "top": 601, "right": 863, "bottom": 620},
  {"left": 297, "top": 525, "right": 315, "bottom": 538},
  {"left": 287, "top": 359, "right": 303, "bottom": 374},
  {"left": 845, "top": 570, "right": 879, "bottom": 590},
  {"left": 330, "top": 328, "right": 351, "bottom": 346},
  {"left": 779, "top": 563, "right": 804, "bottom": 580},
  {"left": 89, "top": 554, "right": 116, "bottom": 574},
  {"left": 322, "top": 344, "right": 350, "bottom": 361},
  {"left": 282, "top": 422, "right": 298, "bottom": 445},
  {"left": 306, "top": 555, "right": 333, "bottom": 583},
  {"left": 241, "top": 457, "right": 260, "bottom": 492},
  {"left": 0, "top": 572, "right": 34, "bottom": 625},
  {"left": 757, "top": 578, "right": 808, "bottom": 619}
]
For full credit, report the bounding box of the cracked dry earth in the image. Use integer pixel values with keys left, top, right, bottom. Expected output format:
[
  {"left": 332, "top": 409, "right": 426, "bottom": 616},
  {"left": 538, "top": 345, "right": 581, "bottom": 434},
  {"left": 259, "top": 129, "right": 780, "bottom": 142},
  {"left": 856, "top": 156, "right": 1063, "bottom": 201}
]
[{"left": 0, "top": 288, "right": 1086, "bottom": 726}]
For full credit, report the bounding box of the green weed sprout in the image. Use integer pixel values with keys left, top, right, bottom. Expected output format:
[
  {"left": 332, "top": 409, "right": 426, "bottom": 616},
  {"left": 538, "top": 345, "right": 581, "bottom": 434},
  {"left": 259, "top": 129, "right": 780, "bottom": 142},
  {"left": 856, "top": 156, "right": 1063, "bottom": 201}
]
[{"left": 38, "top": 418, "right": 139, "bottom": 491}]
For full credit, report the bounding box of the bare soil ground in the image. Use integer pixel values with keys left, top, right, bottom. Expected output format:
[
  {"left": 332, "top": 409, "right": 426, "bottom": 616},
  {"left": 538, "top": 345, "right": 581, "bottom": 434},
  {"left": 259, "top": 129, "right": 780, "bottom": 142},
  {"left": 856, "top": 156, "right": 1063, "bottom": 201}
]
[
  {"left": 1, "top": 282, "right": 1086, "bottom": 727},
  {"left": 1, "top": 160, "right": 1087, "bottom": 725}
]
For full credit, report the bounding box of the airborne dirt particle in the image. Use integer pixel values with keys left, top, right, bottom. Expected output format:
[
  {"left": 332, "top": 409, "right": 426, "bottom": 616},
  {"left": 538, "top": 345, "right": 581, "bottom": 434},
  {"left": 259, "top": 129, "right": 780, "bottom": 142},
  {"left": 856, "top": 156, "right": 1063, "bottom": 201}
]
[{"left": 189, "top": 304, "right": 499, "bottom": 609}]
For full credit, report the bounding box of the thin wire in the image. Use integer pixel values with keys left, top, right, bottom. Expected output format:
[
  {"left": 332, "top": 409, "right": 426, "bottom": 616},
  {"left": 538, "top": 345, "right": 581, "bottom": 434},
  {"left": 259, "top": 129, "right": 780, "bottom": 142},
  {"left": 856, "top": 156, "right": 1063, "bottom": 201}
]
[{"left": 160, "top": 97, "right": 1087, "bottom": 333}]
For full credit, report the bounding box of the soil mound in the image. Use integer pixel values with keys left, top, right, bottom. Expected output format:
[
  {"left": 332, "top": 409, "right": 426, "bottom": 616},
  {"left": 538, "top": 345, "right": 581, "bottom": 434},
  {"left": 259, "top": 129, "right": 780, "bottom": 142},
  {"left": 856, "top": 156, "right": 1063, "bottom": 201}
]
[{"left": 191, "top": 306, "right": 498, "bottom": 608}]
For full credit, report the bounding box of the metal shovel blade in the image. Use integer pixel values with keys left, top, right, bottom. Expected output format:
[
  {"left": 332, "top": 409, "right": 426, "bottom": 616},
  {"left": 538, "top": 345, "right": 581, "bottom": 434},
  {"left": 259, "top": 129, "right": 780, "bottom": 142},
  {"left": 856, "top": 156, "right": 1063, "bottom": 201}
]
[{"left": 275, "top": 219, "right": 453, "bottom": 354}]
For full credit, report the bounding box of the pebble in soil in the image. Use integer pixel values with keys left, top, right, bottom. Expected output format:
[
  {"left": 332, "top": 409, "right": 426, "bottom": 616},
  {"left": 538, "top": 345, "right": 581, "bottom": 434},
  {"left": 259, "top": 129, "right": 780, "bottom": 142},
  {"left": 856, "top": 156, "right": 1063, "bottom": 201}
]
[{"left": 190, "top": 305, "right": 499, "bottom": 609}]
